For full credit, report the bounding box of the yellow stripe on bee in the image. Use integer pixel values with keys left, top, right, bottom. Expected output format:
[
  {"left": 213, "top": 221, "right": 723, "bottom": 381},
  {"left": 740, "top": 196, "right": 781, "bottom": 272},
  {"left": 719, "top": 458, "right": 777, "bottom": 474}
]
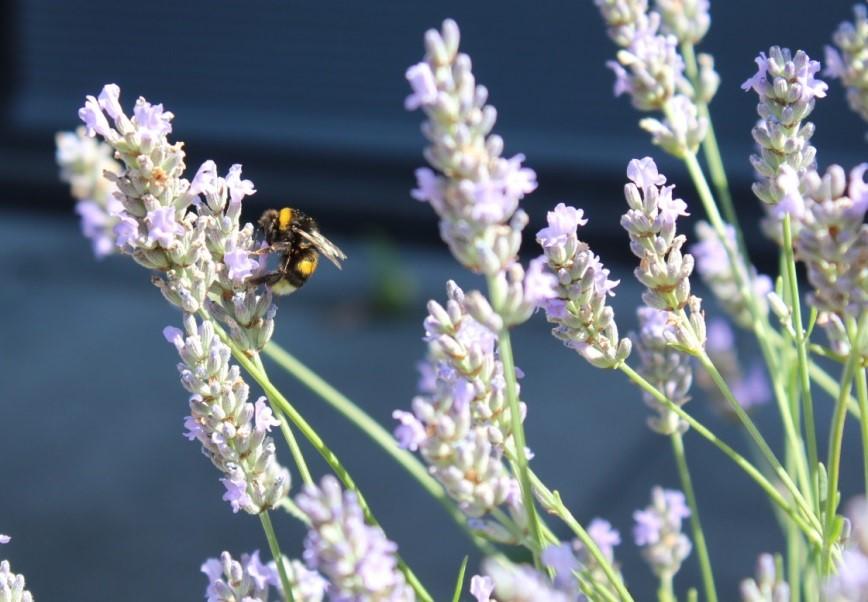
[
  {"left": 296, "top": 255, "right": 318, "bottom": 277},
  {"left": 278, "top": 207, "right": 293, "bottom": 231}
]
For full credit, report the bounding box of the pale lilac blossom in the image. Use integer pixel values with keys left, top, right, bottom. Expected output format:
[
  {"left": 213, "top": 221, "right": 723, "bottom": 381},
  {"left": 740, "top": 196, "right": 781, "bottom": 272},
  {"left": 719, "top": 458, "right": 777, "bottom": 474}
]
[
  {"left": 470, "top": 575, "right": 495, "bottom": 602},
  {"left": 296, "top": 476, "right": 414, "bottom": 601},
  {"left": 0, "top": 560, "right": 34, "bottom": 602},
  {"left": 825, "top": 4, "right": 868, "bottom": 124},
  {"left": 740, "top": 554, "right": 790, "bottom": 602},
  {"left": 0, "top": 536, "right": 8, "bottom": 545},
  {"left": 633, "top": 487, "right": 692, "bottom": 579}
]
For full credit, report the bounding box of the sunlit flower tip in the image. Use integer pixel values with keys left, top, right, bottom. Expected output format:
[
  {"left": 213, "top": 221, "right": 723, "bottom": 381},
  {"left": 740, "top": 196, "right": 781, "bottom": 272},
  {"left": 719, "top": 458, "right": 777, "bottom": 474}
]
[
  {"left": 640, "top": 94, "right": 707, "bottom": 157},
  {"left": 202, "top": 550, "right": 273, "bottom": 602},
  {"left": 0, "top": 535, "right": 9, "bottom": 544},
  {"left": 0, "top": 560, "right": 34, "bottom": 602},
  {"left": 253, "top": 398, "right": 281, "bottom": 433},
  {"left": 392, "top": 410, "right": 427, "bottom": 451},
  {"left": 97, "top": 83, "right": 124, "bottom": 121},
  {"left": 132, "top": 97, "right": 174, "bottom": 138},
  {"left": 78, "top": 94, "right": 113, "bottom": 138},
  {"left": 825, "top": 5, "right": 868, "bottom": 124},
  {"left": 226, "top": 164, "right": 256, "bottom": 204},
  {"left": 536, "top": 203, "right": 587, "bottom": 248},
  {"left": 405, "top": 61, "right": 438, "bottom": 110},
  {"left": 470, "top": 574, "right": 495, "bottom": 602},
  {"left": 740, "top": 553, "right": 790, "bottom": 602},
  {"left": 655, "top": 0, "right": 711, "bottom": 45},
  {"left": 145, "top": 206, "right": 184, "bottom": 247},
  {"left": 626, "top": 156, "right": 666, "bottom": 190}
]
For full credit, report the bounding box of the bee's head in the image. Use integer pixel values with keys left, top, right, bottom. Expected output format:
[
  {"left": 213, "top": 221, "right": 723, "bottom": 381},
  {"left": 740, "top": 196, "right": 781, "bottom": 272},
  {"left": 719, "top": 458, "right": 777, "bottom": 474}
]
[{"left": 258, "top": 209, "right": 281, "bottom": 245}]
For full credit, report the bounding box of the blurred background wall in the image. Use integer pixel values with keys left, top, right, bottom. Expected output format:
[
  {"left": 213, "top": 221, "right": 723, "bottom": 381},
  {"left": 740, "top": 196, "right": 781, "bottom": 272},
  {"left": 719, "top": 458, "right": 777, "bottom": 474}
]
[{"left": 0, "top": 1, "right": 864, "bottom": 600}]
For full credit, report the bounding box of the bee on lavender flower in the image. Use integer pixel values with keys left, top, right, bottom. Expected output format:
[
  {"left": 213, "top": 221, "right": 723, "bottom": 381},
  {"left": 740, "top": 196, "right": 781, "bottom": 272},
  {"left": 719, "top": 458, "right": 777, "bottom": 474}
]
[{"left": 250, "top": 207, "right": 347, "bottom": 295}]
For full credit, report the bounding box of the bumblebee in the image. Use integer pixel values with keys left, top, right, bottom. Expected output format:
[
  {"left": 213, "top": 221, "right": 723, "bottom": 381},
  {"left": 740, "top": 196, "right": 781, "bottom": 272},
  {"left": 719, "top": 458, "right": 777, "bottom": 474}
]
[{"left": 250, "top": 207, "right": 347, "bottom": 295}]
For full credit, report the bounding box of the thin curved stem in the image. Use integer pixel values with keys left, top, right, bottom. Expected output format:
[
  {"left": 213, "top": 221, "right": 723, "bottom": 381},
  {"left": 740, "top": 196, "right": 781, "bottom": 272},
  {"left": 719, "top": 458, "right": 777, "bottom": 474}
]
[
  {"left": 261, "top": 510, "right": 295, "bottom": 602},
  {"left": 252, "top": 353, "right": 313, "bottom": 486},
  {"left": 671, "top": 432, "right": 717, "bottom": 602},
  {"left": 216, "top": 328, "right": 434, "bottom": 602},
  {"left": 782, "top": 214, "right": 819, "bottom": 512},
  {"left": 619, "top": 363, "right": 822, "bottom": 543},
  {"left": 522, "top": 467, "right": 635, "bottom": 602},
  {"left": 260, "top": 341, "right": 498, "bottom": 556},
  {"left": 496, "top": 325, "right": 545, "bottom": 570},
  {"left": 822, "top": 317, "right": 866, "bottom": 574}
]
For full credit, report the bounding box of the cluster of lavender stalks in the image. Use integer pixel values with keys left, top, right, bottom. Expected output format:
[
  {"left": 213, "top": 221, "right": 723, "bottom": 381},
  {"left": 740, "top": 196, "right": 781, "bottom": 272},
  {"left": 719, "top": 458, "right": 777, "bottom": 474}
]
[{"left": 2, "top": 1, "right": 865, "bottom": 601}]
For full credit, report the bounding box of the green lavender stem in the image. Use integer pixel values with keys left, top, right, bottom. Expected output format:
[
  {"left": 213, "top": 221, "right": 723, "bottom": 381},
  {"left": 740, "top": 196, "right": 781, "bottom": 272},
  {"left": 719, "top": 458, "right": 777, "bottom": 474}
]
[
  {"left": 670, "top": 432, "right": 717, "bottom": 602},
  {"left": 260, "top": 510, "right": 295, "bottom": 602},
  {"left": 822, "top": 317, "right": 866, "bottom": 573},
  {"left": 496, "top": 326, "right": 545, "bottom": 570},
  {"left": 682, "top": 152, "right": 814, "bottom": 506},
  {"left": 252, "top": 353, "right": 314, "bottom": 486},
  {"left": 782, "top": 213, "right": 820, "bottom": 512},
  {"left": 679, "top": 42, "right": 744, "bottom": 255},
  {"left": 858, "top": 358, "right": 868, "bottom": 498},
  {"left": 619, "top": 363, "right": 822, "bottom": 543},
  {"left": 216, "top": 328, "right": 434, "bottom": 602},
  {"left": 522, "top": 468, "right": 635, "bottom": 602},
  {"left": 260, "top": 341, "right": 498, "bottom": 556}
]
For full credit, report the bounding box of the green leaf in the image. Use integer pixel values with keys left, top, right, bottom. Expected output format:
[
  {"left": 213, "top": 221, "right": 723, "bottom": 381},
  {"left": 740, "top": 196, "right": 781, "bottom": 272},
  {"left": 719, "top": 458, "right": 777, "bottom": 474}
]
[{"left": 452, "top": 556, "right": 469, "bottom": 602}]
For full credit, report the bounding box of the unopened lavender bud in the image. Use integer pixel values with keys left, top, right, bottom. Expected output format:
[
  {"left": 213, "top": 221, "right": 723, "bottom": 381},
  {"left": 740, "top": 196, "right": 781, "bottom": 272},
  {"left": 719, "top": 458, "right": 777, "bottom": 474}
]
[
  {"left": 767, "top": 291, "right": 792, "bottom": 325},
  {"left": 640, "top": 94, "right": 707, "bottom": 157},
  {"left": 0, "top": 560, "right": 34, "bottom": 602},
  {"left": 465, "top": 291, "right": 505, "bottom": 333},
  {"left": 740, "top": 554, "right": 789, "bottom": 602},
  {"left": 477, "top": 559, "right": 572, "bottom": 602},
  {"left": 654, "top": 0, "right": 710, "bottom": 45},
  {"left": 697, "top": 53, "right": 720, "bottom": 103}
]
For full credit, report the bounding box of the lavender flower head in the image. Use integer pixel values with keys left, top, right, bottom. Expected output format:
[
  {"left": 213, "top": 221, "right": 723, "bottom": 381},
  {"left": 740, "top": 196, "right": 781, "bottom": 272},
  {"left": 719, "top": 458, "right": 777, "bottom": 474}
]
[
  {"left": 691, "top": 221, "right": 772, "bottom": 328},
  {"left": 55, "top": 127, "right": 122, "bottom": 258},
  {"left": 165, "top": 315, "right": 290, "bottom": 514},
  {"left": 73, "top": 84, "right": 275, "bottom": 354},
  {"left": 654, "top": 0, "right": 710, "bottom": 45},
  {"left": 596, "top": 0, "right": 709, "bottom": 156},
  {"left": 825, "top": 496, "right": 868, "bottom": 599},
  {"left": 295, "top": 475, "right": 414, "bottom": 601},
  {"left": 793, "top": 165, "right": 868, "bottom": 336},
  {"left": 471, "top": 559, "right": 578, "bottom": 602},
  {"left": 393, "top": 282, "right": 519, "bottom": 521},
  {"left": 825, "top": 3, "right": 868, "bottom": 124},
  {"left": 536, "top": 203, "right": 632, "bottom": 369},
  {"left": 743, "top": 47, "right": 827, "bottom": 239},
  {"left": 202, "top": 551, "right": 326, "bottom": 602},
  {"left": 405, "top": 20, "right": 536, "bottom": 277},
  {"left": 633, "top": 306, "right": 693, "bottom": 435},
  {"left": 740, "top": 554, "right": 789, "bottom": 602},
  {"left": 0, "top": 560, "right": 34, "bottom": 602},
  {"left": 633, "top": 487, "right": 692, "bottom": 579},
  {"left": 621, "top": 157, "right": 706, "bottom": 353}
]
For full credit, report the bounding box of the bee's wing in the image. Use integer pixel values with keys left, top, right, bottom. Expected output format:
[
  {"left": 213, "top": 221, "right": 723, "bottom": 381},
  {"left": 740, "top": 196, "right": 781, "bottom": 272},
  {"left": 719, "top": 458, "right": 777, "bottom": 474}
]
[{"left": 297, "top": 229, "right": 348, "bottom": 269}]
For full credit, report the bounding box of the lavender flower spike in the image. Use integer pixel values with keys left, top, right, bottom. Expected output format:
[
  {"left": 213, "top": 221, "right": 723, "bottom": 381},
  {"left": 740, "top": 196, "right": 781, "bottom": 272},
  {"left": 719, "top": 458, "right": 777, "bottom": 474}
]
[
  {"left": 825, "top": 4, "right": 868, "bottom": 124},
  {"left": 740, "top": 554, "right": 790, "bottom": 602},
  {"left": 55, "top": 128, "right": 123, "bottom": 259},
  {"left": 202, "top": 551, "right": 326, "bottom": 602},
  {"left": 621, "top": 157, "right": 706, "bottom": 353},
  {"left": 394, "top": 281, "right": 519, "bottom": 521},
  {"left": 405, "top": 20, "right": 536, "bottom": 277},
  {"left": 633, "top": 487, "right": 692, "bottom": 580},
  {"left": 165, "top": 314, "right": 290, "bottom": 514},
  {"left": 691, "top": 221, "right": 772, "bottom": 328},
  {"left": 654, "top": 0, "right": 710, "bottom": 45},
  {"left": 472, "top": 559, "right": 576, "bottom": 602},
  {"left": 536, "top": 203, "right": 632, "bottom": 369},
  {"left": 633, "top": 307, "right": 693, "bottom": 435},
  {"left": 0, "top": 560, "right": 34, "bottom": 602},
  {"left": 794, "top": 164, "right": 868, "bottom": 355},
  {"left": 296, "top": 475, "right": 415, "bottom": 601},
  {"left": 742, "top": 47, "right": 827, "bottom": 240}
]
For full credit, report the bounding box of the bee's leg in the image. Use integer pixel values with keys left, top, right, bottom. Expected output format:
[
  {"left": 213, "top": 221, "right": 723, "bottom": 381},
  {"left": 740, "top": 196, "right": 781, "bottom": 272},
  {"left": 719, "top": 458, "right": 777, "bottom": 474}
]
[{"left": 248, "top": 271, "right": 285, "bottom": 286}]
